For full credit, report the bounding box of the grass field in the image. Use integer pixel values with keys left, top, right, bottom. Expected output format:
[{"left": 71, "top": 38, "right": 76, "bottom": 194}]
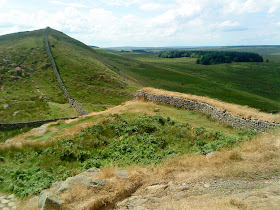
[
  {"left": 97, "top": 48, "right": 280, "bottom": 112},
  {"left": 0, "top": 101, "right": 259, "bottom": 197},
  {"left": 0, "top": 28, "right": 137, "bottom": 123}
]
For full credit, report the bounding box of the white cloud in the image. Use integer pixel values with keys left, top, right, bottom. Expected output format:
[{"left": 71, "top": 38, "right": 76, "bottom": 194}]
[
  {"left": 139, "top": 3, "right": 170, "bottom": 11},
  {"left": 0, "top": 0, "right": 7, "bottom": 8},
  {"left": 49, "top": 0, "right": 86, "bottom": 8},
  {"left": 100, "top": 0, "right": 144, "bottom": 7},
  {"left": 0, "top": 0, "right": 279, "bottom": 46}
]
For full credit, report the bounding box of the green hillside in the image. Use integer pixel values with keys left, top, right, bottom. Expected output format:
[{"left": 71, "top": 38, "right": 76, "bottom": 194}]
[
  {"left": 0, "top": 28, "right": 137, "bottom": 123},
  {"left": 97, "top": 49, "right": 280, "bottom": 113}
]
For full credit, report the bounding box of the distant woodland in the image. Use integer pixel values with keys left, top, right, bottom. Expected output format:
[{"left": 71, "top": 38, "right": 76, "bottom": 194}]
[{"left": 158, "top": 50, "right": 264, "bottom": 65}]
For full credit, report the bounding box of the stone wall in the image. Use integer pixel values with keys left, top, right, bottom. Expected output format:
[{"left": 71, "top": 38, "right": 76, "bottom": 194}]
[
  {"left": 135, "top": 90, "right": 279, "bottom": 132},
  {"left": 0, "top": 117, "right": 77, "bottom": 130},
  {"left": 45, "top": 27, "right": 88, "bottom": 115}
]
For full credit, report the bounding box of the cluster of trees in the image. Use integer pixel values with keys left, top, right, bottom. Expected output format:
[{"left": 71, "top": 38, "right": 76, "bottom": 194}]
[{"left": 158, "top": 50, "right": 263, "bottom": 65}]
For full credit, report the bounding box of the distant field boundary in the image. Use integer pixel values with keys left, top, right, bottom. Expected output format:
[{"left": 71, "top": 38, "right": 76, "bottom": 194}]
[
  {"left": 0, "top": 116, "right": 77, "bottom": 130},
  {"left": 45, "top": 27, "right": 88, "bottom": 115},
  {"left": 136, "top": 90, "right": 279, "bottom": 132}
]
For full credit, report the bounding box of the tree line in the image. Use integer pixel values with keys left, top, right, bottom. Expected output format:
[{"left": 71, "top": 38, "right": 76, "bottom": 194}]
[{"left": 158, "top": 50, "right": 263, "bottom": 65}]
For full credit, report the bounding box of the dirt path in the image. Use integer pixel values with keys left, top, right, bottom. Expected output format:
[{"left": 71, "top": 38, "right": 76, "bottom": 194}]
[{"left": 116, "top": 178, "right": 280, "bottom": 210}]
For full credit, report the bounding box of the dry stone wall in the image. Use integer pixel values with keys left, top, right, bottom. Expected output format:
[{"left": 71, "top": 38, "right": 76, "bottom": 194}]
[
  {"left": 45, "top": 27, "right": 88, "bottom": 115},
  {"left": 135, "top": 90, "right": 279, "bottom": 132},
  {"left": 0, "top": 117, "right": 77, "bottom": 130}
]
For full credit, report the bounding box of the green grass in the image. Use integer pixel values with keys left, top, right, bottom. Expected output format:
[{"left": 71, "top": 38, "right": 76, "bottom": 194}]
[
  {"left": 0, "top": 112, "right": 258, "bottom": 198},
  {"left": 0, "top": 127, "right": 34, "bottom": 143},
  {"left": 98, "top": 50, "right": 280, "bottom": 112},
  {"left": 47, "top": 29, "right": 138, "bottom": 113},
  {"left": 0, "top": 28, "right": 137, "bottom": 123}
]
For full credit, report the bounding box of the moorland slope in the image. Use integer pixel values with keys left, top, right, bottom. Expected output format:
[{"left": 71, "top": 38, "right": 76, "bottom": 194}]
[{"left": 0, "top": 28, "right": 137, "bottom": 123}]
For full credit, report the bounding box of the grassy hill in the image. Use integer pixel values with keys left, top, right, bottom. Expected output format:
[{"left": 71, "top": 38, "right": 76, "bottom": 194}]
[
  {"left": 0, "top": 100, "right": 261, "bottom": 198},
  {"left": 97, "top": 47, "right": 280, "bottom": 113},
  {"left": 0, "top": 28, "right": 137, "bottom": 123}
]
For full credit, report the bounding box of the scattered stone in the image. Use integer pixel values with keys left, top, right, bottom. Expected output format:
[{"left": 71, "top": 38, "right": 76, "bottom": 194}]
[
  {"left": 178, "top": 185, "right": 189, "bottom": 191},
  {"left": 84, "top": 177, "right": 107, "bottom": 189},
  {"left": 8, "top": 201, "right": 16, "bottom": 207},
  {"left": 131, "top": 198, "right": 148, "bottom": 206},
  {"left": 26, "top": 68, "right": 34, "bottom": 72},
  {"left": 154, "top": 108, "right": 160, "bottom": 112},
  {"left": 1, "top": 199, "right": 9, "bottom": 204},
  {"left": 3, "top": 104, "right": 9, "bottom": 109},
  {"left": 146, "top": 196, "right": 163, "bottom": 203},
  {"left": 2, "top": 207, "right": 10, "bottom": 210},
  {"left": 204, "top": 183, "right": 211, "bottom": 188},
  {"left": 145, "top": 184, "right": 168, "bottom": 194},
  {"left": 0, "top": 203, "right": 5, "bottom": 208},
  {"left": 8, "top": 63, "right": 17, "bottom": 68},
  {"left": 42, "top": 63, "right": 51, "bottom": 69},
  {"left": 133, "top": 206, "right": 147, "bottom": 210},
  {"left": 206, "top": 151, "right": 219, "bottom": 159},
  {"left": 173, "top": 192, "right": 188, "bottom": 200},
  {"left": 115, "top": 170, "right": 129, "bottom": 179},
  {"left": 38, "top": 191, "right": 63, "bottom": 210},
  {"left": 57, "top": 175, "right": 85, "bottom": 194},
  {"left": 86, "top": 167, "right": 100, "bottom": 174},
  {"left": 117, "top": 198, "right": 129, "bottom": 207},
  {"left": 51, "top": 181, "right": 64, "bottom": 192},
  {"left": 24, "top": 196, "right": 39, "bottom": 209},
  {"left": 13, "top": 111, "right": 20, "bottom": 116},
  {"left": 7, "top": 194, "right": 15, "bottom": 199}
]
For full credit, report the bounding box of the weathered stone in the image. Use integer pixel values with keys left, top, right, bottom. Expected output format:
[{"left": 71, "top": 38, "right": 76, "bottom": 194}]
[
  {"left": 24, "top": 196, "right": 39, "bottom": 209},
  {"left": 7, "top": 194, "right": 15, "bottom": 199},
  {"left": 1, "top": 199, "right": 9, "bottom": 204},
  {"left": 115, "top": 170, "right": 129, "bottom": 179},
  {"left": 8, "top": 201, "right": 16, "bottom": 207},
  {"left": 130, "top": 198, "right": 148, "bottom": 206},
  {"left": 135, "top": 91, "right": 279, "bottom": 132},
  {"left": 38, "top": 191, "right": 63, "bottom": 210},
  {"left": 206, "top": 151, "right": 219, "bottom": 159},
  {"left": 173, "top": 192, "right": 188, "bottom": 200},
  {"left": 145, "top": 184, "right": 168, "bottom": 194},
  {"left": 57, "top": 175, "right": 86, "bottom": 194},
  {"left": 13, "top": 111, "right": 20, "bottom": 116},
  {"left": 3, "top": 104, "right": 9, "bottom": 109},
  {"left": 84, "top": 177, "right": 107, "bottom": 189},
  {"left": 0, "top": 203, "right": 5, "bottom": 208},
  {"left": 154, "top": 108, "right": 160, "bottom": 112},
  {"left": 117, "top": 198, "right": 129, "bottom": 207},
  {"left": 51, "top": 181, "right": 64, "bottom": 192},
  {"left": 178, "top": 185, "right": 189, "bottom": 191},
  {"left": 133, "top": 206, "right": 147, "bottom": 210},
  {"left": 2, "top": 207, "right": 10, "bottom": 210},
  {"left": 204, "top": 183, "right": 211, "bottom": 188}
]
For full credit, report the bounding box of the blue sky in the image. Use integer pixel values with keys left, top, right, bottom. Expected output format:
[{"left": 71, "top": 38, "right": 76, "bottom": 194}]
[{"left": 0, "top": 0, "right": 279, "bottom": 47}]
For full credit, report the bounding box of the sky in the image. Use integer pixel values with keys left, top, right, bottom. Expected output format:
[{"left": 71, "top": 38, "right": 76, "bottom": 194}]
[{"left": 0, "top": 0, "right": 279, "bottom": 47}]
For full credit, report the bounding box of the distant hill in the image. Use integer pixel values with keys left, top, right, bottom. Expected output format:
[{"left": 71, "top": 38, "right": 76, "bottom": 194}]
[
  {"left": 97, "top": 46, "right": 280, "bottom": 113},
  {"left": 0, "top": 28, "right": 137, "bottom": 123},
  {"left": 109, "top": 45, "right": 280, "bottom": 56}
]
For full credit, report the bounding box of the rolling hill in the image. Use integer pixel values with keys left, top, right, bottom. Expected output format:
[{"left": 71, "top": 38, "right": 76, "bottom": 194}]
[
  {"left": 0, "top": 28, "right": 137, "bottom": 123},
  {"left": 97, "top": 47, "right": 280, "bottom": 113}
]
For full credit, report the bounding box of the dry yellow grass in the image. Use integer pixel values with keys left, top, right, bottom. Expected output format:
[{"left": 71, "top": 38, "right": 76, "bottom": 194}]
[
  {"left": 141, "top": 87, "right": 280, "bottom": 123},
  {"left": 24, "top": 128, "right": 277, "bottom": 210}
]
